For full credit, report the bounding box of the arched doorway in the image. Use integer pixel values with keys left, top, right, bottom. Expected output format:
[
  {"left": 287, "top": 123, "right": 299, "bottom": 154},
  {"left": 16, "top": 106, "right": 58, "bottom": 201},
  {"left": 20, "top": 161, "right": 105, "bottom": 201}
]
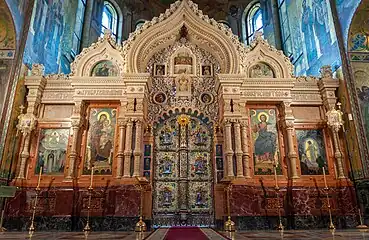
[{"left": 152, "top": 109, "right": 214, "bottom": 227}]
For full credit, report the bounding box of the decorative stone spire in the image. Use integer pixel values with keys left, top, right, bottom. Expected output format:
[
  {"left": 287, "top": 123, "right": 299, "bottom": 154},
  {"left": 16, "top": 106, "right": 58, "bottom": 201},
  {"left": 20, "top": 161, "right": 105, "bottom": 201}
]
[
  {"left": 31, "top": 63, "right": 44, "bottom": 76},
  {"left": 320, "top": 65, "right": 333, "bottom": 79}
]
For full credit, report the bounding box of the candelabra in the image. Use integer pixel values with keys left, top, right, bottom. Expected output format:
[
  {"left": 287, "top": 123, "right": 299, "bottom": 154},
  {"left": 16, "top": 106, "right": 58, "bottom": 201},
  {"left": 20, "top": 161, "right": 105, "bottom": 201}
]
[
  {"left": 224, "top": 180, "right": 235, "bottom": 239},
  {"left": 322, "top": 167, "right": 335, "bottom": 231},
  {"left": 29, "top": 163, "right": 44, "bottom": 236},
  {"left": 135, "top": 177, "right": 149, "bottom": 238},
  {"left": 274, "top": 165, "right": 284, "bottom": 231},
  {"left": 84, "top": 166, "right": 94, "bottom": 232}
]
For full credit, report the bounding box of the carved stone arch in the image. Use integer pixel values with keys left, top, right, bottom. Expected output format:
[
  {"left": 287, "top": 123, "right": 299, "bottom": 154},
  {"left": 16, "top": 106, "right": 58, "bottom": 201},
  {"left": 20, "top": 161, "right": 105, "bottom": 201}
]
[
  {"left": 243, "top": 34, "right": 294, "bottom": 78},
  {"left": 122, "top": 0, "right": 243, "bottom": 75},
  {"left": 154, "top": 107, "right": 215, "bottom": 126},
  {"left": 71, "top": 32, "right": 124, "bottom": 77}
]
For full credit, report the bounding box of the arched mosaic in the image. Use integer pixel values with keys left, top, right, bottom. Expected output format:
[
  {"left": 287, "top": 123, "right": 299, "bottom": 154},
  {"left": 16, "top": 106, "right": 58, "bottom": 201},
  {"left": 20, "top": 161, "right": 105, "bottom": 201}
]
[{"left": 91, "top": 60, "right": 119, "bottom": 77}]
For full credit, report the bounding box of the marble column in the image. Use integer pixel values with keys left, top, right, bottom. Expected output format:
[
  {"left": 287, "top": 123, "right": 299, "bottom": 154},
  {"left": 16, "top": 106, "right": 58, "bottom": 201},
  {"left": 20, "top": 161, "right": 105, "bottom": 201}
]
[
  {"left": 240, "top": 120, "right": 251, "bottom": 178},
  {"left": 224, "top": 120, "right": 234, "bottom": 177},
  {"left": 123, "top": 119, "right": 133, "bottom": 177},
  {"left": 234, "top": 121, "right": 243, "bottom": 177},
  {"left": 66, "top": 119, "right": 81, "bottom": 180},
  {"left": 331, "top": 128, "right": 345, "bottom": 179},
  {"left": 133, "top": 120, "right": 143, "bottom": 177},
  {"left": 17, "top": 133, "right": 31, "bottom": 179},
  {"left": 283, "top": 102, "right": 299, "bottom": 179},
  {"left": 116, "top": 119, "right": 126, "bottom": 178},
  {"left": 285, "top": 121, "right": 299, "bottom": 179}
]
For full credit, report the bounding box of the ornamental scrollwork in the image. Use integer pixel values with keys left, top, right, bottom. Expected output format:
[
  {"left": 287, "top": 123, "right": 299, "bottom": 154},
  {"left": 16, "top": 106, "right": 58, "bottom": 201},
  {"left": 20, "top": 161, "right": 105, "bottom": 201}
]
[
  {"left": 320, "top": 65, "right": 333, "bottom": 79},
  {"left": 16, "top": 107, "right": 37, "bottom": 135},
  {"left": 31, "top": 63, "right": 44, "bottom": 76},
  {"left": 147, "top": 39, "right": 219, "bottom": 123},
  {"left": 326, "top": 103, "right": 344, "bottom": 132}
]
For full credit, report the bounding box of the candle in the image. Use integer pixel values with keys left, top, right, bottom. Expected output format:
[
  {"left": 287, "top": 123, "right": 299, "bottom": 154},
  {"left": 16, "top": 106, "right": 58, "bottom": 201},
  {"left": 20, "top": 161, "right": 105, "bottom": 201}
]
[
  {"left": 274, "top": 165, "right": 278, "bottom": 188},
  {"left": 322, "top": 167, "right": 328, "bottom": 188},
  {"left": 36, "top": 166, "right": 43, "bottom": 189},
  {"left": 90, "top": 166, "right": 94, "bottom": 188},
  {"left": 36, "top": 161, "right": 44, "bottom": 189}
]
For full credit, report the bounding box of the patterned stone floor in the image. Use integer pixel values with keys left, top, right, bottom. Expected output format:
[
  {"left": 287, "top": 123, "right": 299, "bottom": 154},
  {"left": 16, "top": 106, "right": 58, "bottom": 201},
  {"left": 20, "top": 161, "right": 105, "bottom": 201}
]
[
  {"left": 0, "top": 229, "right": 368, "bottom": 239},
  {"left": 0, "top": 231, "right": 147, "bottom": 240},
  {"left": 232, "top": 230, "right": 369, "bottom": 240}
]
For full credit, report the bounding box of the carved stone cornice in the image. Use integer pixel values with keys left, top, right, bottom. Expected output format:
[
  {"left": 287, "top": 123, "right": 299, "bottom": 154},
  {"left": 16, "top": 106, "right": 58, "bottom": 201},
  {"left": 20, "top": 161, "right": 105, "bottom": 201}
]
[{"left": 318, "top": 78, "right": 339, "bottom": 110}]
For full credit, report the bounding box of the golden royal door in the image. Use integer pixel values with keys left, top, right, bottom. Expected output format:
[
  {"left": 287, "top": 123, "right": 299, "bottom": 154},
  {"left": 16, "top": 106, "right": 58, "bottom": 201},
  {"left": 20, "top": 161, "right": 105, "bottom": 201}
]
[{"left": 152, "top": 113, "right": 214, "bottom": 227}]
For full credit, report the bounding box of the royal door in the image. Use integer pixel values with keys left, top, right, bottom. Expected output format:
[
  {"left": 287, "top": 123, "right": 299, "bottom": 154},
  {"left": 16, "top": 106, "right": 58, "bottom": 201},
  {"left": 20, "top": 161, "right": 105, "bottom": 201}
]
[{"left": 152, "top": 113, "right": 214, "bottom": 227}]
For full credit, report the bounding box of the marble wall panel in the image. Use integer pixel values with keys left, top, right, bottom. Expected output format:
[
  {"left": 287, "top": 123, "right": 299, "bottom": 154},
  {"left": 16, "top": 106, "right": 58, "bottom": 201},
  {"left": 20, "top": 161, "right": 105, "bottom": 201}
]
[
  {"left": 5, "top": 185, "right": 140, "bottom": 218},
  {"left": 230, "top": 185, "right": 357, "bottom": 217}
]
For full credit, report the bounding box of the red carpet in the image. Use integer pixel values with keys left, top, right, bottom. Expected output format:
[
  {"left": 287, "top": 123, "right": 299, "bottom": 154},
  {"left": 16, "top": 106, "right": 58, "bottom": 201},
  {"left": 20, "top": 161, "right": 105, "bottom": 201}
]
[{"left": 164, "top": 227, "right": 208, "bottom": 240}]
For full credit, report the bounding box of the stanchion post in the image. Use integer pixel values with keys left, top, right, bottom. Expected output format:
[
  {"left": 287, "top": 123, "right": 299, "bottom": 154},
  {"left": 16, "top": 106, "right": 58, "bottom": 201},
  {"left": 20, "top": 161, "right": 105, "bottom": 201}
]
[
  {"left": 29, "top": 162, "right": 44, "bottom": 236},
  {"left": 84, "top": 165, "right": 94, "bottom": 233}
]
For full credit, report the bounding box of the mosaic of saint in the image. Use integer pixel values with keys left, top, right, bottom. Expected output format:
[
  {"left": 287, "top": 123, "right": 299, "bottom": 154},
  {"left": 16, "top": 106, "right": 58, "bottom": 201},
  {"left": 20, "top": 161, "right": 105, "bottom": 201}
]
[
  {"left": 35, "top": 128, "right": 69, "bottom": 174},
  {"left": 189, "top": 152, "right": 209, "bottom": 179},
  {"left": 156, "top": 182, "right": 177, "bottom": 211},
  {"left": 188, "top": 118, "right": 211, "bottom": 151},
  {"left": 296, "top": 129, "right": 328, "bottom": 175},
  {"left": 91, "top": 60, "right": 118, "bottom": 77},
  {"left": 249, "top": 63, "right": 274, "bottom": 78},
  {"left": 155, "top": 64, "right": 165, "bottom": 76},
  {"left": 189, "top": 183, "right": 211, "bottom": 210},
  {"left": 201, "top": 65, "right": 212, "bottom": 76},
  {"left": 84, "top": 107, "right": 116, "bottom": 175},
  {"left": 156, "top": 152, "right": 177, "bottom": 178},
  {"left": 174, "top": 52, "right": 193, "bottom": 74},
  {"left": 155, "top": 118, "right": 178, "bottom": 151},
  {"left": 250, "top": 109, "right": 281, "bottom": 175}
]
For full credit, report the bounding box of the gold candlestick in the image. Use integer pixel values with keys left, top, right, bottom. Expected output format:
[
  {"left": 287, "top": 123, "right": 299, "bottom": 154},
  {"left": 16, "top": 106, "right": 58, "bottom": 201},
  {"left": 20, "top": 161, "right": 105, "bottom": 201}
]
[
  {"left": 356, "top": 208, "right": 368, "bottom": 231},
  {"left": 29, "top": 164, "right": 43, "bottom": 236},
  {"left": 322, "top": 167, "right": 335, "bottom": 231},
  {"left": 135, "top": 184, "right": 146, "bottom": 233},
  {"left": 135, "top": 177, "right": 149, "bottom": 240},
  {"left": 224, "top": 181, "right": 235, "bottom": 234},
  {"left": 274, "top": 165, "right": 284, "bottom": 231},
  {"left": 84, "top": 166, "right": 94, "bottom": 232}
]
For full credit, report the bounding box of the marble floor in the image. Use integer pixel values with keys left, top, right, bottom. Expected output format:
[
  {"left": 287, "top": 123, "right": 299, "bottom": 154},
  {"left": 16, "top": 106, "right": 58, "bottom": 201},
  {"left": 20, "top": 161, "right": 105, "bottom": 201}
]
[
  {"left": 232, "top": 230, "right": 369, "bottom": 240},
  {"left": 0, "top": 229, "right": 368, "bottom": 239}
]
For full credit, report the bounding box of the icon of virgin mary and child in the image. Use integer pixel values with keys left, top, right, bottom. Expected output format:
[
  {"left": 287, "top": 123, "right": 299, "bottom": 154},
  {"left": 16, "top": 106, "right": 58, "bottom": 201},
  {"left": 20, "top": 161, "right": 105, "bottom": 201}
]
[
  {"left": 252, "top": 113, "right": 277, "bottom": 163},
  {"left": 89, "top": 112, "right": 113, "bottom": 162}
]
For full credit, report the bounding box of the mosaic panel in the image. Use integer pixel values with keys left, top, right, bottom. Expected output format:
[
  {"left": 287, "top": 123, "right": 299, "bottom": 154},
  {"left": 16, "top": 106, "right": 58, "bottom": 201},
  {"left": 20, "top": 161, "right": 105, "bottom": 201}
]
[
  {"left": 188, "top": 118, "right": 211, "bottom": 151},
  {"left": 189, "top": 182, "right": 212, "bottom": 211},
  {"left": 296, "top": 129, "right": 328, "bottom": 175},
  {"left": 154, "top": 182, "right": 178, "bottom": 212},
  {"left": 154, "top": 118, "right": 179, "bottom": 151},
  {"left": 91, "top": 60, "right": 119, "bottom": 76},
  {"left": 155, "top": 152, "right": 178, "bottom": 180},
  {"left": 35, "top": 128, "right": 69, "bottom": 175},
  {"left": 250, "top": 108, "right": 281, "bottom": 175},
  {"left": 84, "top": 107, "right": 117, "bottom": 175},
  {"left": 189, "top": 152, "right": 211, "bottom": 180}
]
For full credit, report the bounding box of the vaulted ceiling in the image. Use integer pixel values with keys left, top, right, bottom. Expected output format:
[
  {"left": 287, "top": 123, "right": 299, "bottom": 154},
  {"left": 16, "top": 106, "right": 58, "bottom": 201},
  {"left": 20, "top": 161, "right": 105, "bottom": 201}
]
[{"left": 121, "top": 0, "right": 254, "bottom": 21}]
